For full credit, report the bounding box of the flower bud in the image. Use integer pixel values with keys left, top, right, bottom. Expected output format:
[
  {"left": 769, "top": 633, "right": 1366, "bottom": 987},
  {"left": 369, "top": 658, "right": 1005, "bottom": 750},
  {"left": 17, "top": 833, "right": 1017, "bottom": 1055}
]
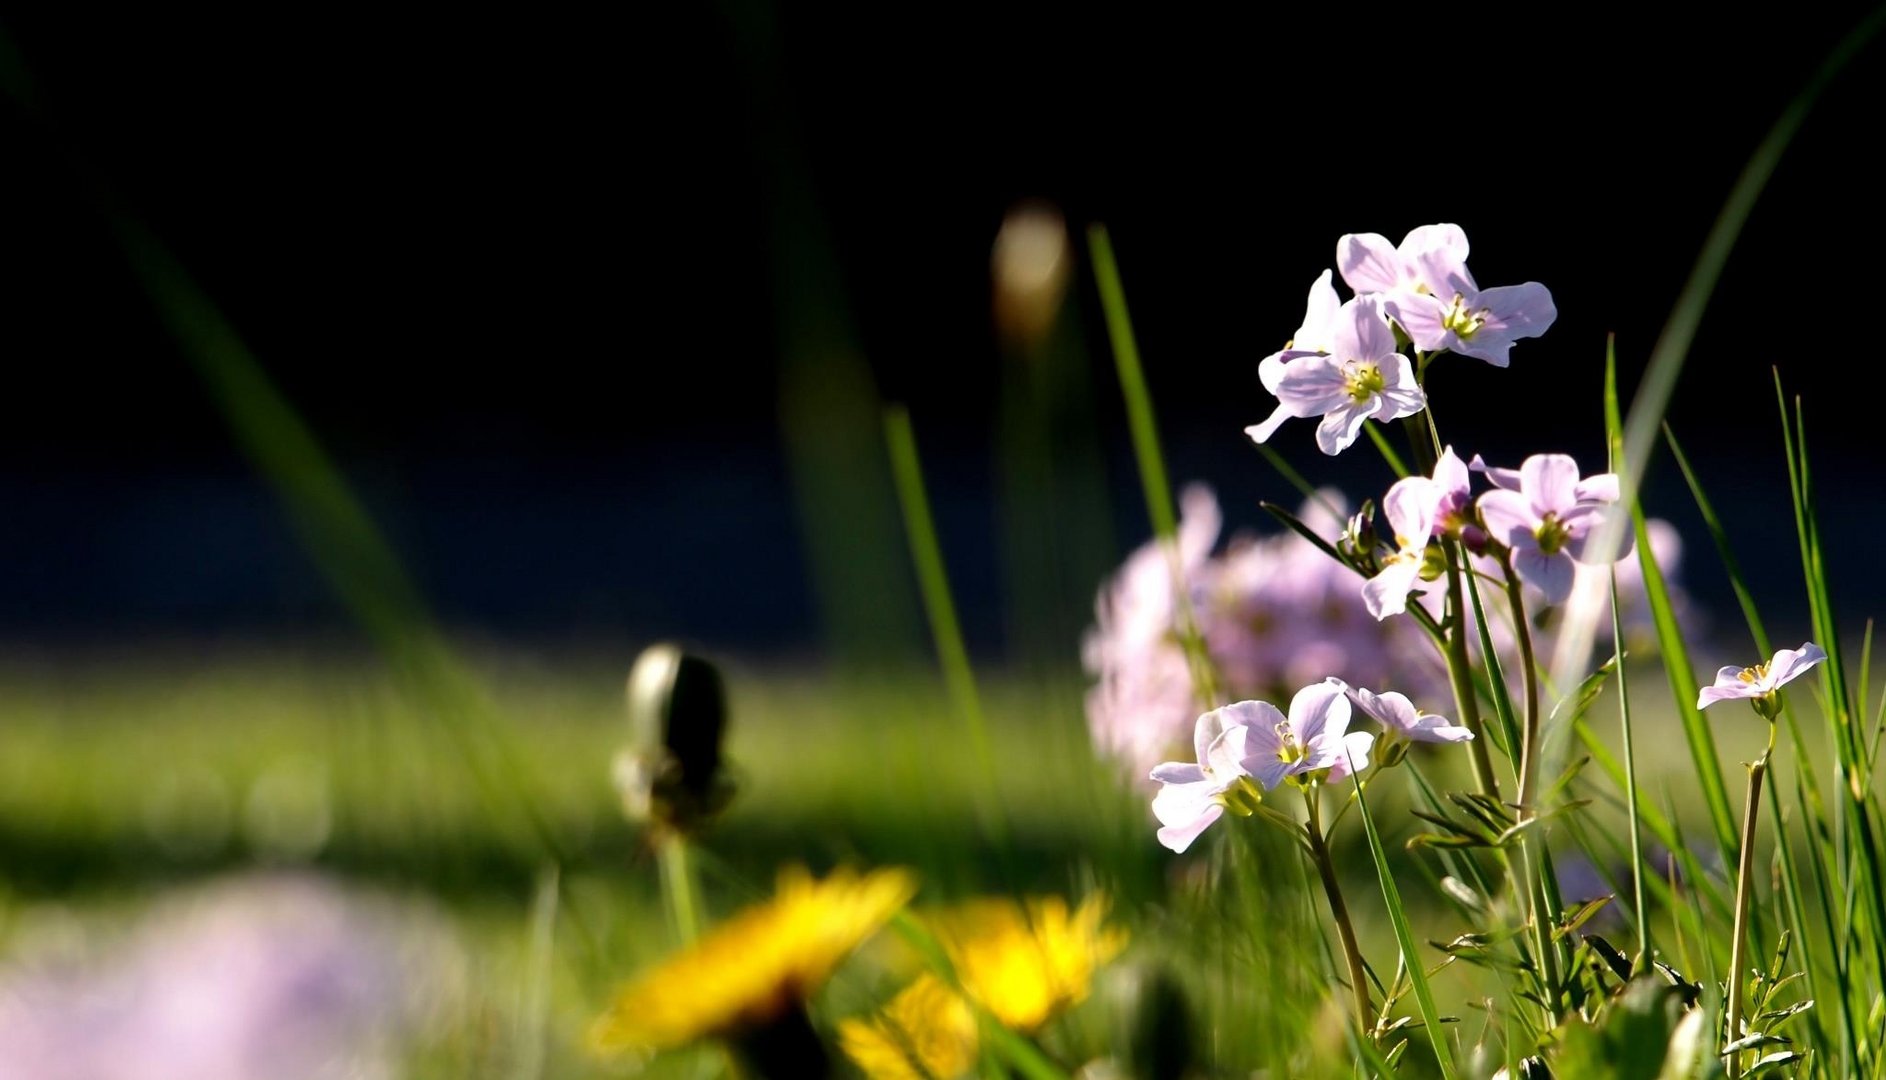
[{"left": 619, "top": 644, "right": 735, "bottom": 832}]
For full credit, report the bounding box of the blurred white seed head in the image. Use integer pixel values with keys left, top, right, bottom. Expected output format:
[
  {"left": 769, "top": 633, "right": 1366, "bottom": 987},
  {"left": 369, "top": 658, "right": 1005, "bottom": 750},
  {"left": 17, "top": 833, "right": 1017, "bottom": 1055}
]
[{"left": 992, "top": 201, "right": 1071, "bottom": 350}]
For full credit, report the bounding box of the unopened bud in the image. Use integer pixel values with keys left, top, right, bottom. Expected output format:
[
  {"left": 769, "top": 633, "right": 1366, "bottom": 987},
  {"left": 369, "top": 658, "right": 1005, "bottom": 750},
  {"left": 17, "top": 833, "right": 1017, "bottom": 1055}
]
[{"left": 620, "top": 644, "right": 735, "bottom": 832}]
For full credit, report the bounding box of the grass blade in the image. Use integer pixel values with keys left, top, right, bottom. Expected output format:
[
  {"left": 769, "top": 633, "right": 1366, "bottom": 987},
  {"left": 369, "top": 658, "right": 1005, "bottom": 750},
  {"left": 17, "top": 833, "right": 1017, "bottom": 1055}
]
[{"left": 1348, "top": 767, "right": 1461, "bottom": 1080}]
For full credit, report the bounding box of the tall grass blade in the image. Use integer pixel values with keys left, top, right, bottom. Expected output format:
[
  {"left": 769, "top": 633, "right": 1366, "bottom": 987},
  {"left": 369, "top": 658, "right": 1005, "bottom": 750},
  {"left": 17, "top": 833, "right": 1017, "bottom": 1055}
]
[
  {"left": 1087, "top": 224, "right": 1220, "bottom": 706},
  {"left": 1349, "top": 767, "right": 1461, "bottom": 1080},
  {"left": 883, "top": 406, "right": 1008, "bottom": 848},
  {"left": 1550, "top": 6, "right": 1886, "bottom": 684}
]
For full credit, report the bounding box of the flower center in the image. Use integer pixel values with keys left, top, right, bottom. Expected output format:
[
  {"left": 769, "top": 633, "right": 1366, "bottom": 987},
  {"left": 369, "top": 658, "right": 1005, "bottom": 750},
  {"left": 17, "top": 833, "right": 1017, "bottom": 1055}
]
[
  {"left": 1441, "top": 294, "right": 1486, "bottom": 341},
  {"left": 1274, "top": 721, "right": 1310, "bottom": 765},
  {"left": 1345, "top": 363, "right": 1385, "bottom": 403},
  {"left": 1535, "top": 512, "right": 1570, "bottom": 555},
  {"left": 1737, "top": 663, "right": 1769, "bottom": 685},
  {"left": 1216, "top": 776, "right": 1264, "bottom": 817}
]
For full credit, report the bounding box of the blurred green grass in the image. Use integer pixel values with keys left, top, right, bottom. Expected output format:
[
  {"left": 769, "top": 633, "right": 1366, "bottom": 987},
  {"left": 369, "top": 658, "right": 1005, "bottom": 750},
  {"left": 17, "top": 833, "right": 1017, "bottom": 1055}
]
[{"left": 0, "top": 646, "right": 1803, "bottom": 1076}]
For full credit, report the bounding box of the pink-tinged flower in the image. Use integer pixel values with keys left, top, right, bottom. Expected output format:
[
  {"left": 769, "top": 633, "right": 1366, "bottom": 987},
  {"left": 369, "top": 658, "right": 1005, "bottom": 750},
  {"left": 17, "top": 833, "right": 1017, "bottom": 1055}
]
[
  {"left": 1149, "top": 706, "right": 1262, "bottom": 853},
  {"left": 1329, "top": 678, "right": 1473, "bottom": 743},
  {"left": 1258, "top": 270, "right": 1343, "bottom": 394},
  {"left": 1339, "top": 223, "right": 1555, "bottom": 367},
  {"left": 1697, "top": 643, "right": 1826, "bottom": 718},
  {"left": 1428, "top": 446, "right": 1479, "bottom": 540},
  {"left": 1240, "top": 682, "right": 1375, "bottom": 790},
  {"left": 1337, "top": 223, "right": 1470, "bottom": 299},
  {"left": 1387, "top": 272, "right": 1555, "bottom": 368},
  {"left": 1362, "top": 475, "right": 1439, "bottom": 620},
  {"left": 1476, "top": 454, "right": 1629, "bottom": 605},
  {"left": 1245, "top": 295, "right": 1425, "bottom": 456}
]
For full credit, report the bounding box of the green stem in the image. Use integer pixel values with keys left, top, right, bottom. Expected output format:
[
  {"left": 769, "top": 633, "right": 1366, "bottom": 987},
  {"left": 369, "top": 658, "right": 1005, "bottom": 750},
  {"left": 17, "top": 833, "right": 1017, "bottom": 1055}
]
[
  {"left": 1726, "top": 739, "right": 1772, "bottom": 1078},
  {"left": 1087, "top": 224, "right": 1220, "bottom": 706},
  {"left": 1501, "top": 557, "right": 1542, "bottom": 779},
  {"left": 1610, "top": 570, "right": 1651, "bottom": 967},
  {"left": 658, "top": 834, "right": 703, "bottom": 943},
  {"left": 1442, "top": 542, "right": 1501, "bottom": 802},
  {"left": 1502, "top": 555, "right": 1561, "bottom": 1024},
  {"left": 1305, "top": 788, "right": 1374, "bottom": 1035}
]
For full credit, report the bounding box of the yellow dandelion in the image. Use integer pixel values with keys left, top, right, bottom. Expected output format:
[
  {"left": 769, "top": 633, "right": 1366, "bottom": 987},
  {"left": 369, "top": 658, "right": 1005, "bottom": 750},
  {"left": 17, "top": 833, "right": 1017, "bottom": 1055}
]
[
  {"left": 838, "top": 974, "right": 980, "bottom": 1080},
  {"left": 928, "top": 893, "right": 1127, "bottom": 1033},
  {"left": 590, "top": 865, "right": 917, "bottom": 1055}
]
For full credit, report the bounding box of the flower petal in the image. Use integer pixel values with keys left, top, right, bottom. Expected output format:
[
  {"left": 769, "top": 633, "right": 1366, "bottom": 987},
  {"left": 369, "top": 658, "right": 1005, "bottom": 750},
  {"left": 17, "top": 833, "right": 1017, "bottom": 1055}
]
[
  {"left": 1315, "top": 403, "right": 1372, "bottom": 456},
  {"left": 1476, "top": 489, "right": 1538, "bottom": 548},
  {"left": 1338, "top": 295, "right": 1398, "bottom": 364},
  {"left": 1468, "top": 454, "right": 1523, "bottom": 491},
  {"left": 1361, "top": 557, "right": 1423, "bottom": 620},
  {"left": 1478, "top": 282, "right": 1557, "bottom": 341},
  {"left": 1336, "top": 233, "right": 1405, "bottom": 295},
  {"left": 1245, "top": 405, "right": 1294, "bottom": 445},
  {"left": 1767, "top": 643, "right": 1828, "bottom": 690},
  {"left": 1384, "top": 292, "right": 1448, "bottom": 353},
  {"left": 1515, "top": 547, "right": 1576, "bottom": 605},
  {"left": 1292, "top": 269, "right": 1343, "bottom": 352},
  {"left": 1697, "top": 681, "right": 1757, "bottom": 709},
  {"left": 1433, "top": 446, "right": 1470, "bottom": 496},
  {"left": 1289, "top": 680, "right": 1350, "bottom": 745},
  {"left": 1521, "top": 454, "right": 1583, "bottom": 516},
  {"left": 1149, "top": 762, "right": 1205, "bottom": 785},
  {"left": 1273, "top": 355, "right": 1354, "bottom": 417},
  {"left": 1327, "top": 730, "right": 1375, "bottom": 785},
  {"left": 1350, "top": 687, "right": 1421, "bottom": 733},
  {"left": 1573, "top": 473, "right": 1621, "bottom": 504},
  {"left": 1204, "top": 723, "right": 1252, "bottom": 781},
  {"left": 1383, "top": 476, "right": 1439, "bottom": 547},
  {"left": 1155, "top": 801, "right": 1224, "bottom": 854}
]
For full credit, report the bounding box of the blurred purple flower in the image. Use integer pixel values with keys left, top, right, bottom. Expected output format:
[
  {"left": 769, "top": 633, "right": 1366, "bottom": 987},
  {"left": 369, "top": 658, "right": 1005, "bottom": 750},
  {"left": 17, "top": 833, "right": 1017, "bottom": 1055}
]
[{"left": 0, "top": 875, "right": 449, "bottom": 1080}]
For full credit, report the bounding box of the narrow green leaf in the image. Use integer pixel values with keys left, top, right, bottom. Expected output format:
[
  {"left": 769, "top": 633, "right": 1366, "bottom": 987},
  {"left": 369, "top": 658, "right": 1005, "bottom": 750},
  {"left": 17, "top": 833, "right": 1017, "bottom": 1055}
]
[{"left": 1349, "top": 770, "right": 1461, "bottom": 1080}]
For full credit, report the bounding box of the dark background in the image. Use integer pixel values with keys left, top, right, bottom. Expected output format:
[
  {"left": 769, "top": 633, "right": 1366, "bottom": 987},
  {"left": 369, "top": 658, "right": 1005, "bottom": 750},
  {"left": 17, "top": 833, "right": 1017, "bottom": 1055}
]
[{"left": 0, "top": 6, "right": 1879, "bottom": 656}]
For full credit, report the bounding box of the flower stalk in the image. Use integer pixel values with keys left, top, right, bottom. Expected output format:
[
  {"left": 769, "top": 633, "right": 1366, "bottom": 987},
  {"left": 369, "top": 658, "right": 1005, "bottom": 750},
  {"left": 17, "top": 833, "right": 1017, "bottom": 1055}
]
[
  {"left": 1304, "top": 787, "right": 1374, "bottom": 1035},
  {"left": 1442, "top": 541, "right": 1502, "bottom": 801},
  {"left": 1726, "top": 731, "right": 1775, "bottom": 1078}
]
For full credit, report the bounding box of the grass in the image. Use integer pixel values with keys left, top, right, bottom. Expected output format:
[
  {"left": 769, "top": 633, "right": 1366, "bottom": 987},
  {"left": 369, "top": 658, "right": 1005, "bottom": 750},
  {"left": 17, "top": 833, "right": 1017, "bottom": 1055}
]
[{"left": 0, "top": 643, "right": 1772, "bottom": 1076}]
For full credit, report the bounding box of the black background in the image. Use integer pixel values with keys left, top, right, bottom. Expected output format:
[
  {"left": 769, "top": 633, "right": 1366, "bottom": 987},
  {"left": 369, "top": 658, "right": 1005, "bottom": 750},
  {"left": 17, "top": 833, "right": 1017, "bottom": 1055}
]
[{"left": 0, "top": 5, "right": 1879, "bottom": 654}]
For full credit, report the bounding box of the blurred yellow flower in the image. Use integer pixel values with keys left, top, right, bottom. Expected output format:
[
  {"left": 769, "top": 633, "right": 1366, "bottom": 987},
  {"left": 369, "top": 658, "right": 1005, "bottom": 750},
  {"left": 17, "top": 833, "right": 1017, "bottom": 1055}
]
[
  {"left": 930, "top": 893, "right": 1127, "bottom": 1033},
  {"left": 838, "top": 974, "right": 979, "bottom": 1080},
  {"left": 590, "top": 865, "right": 917, "bottom": 1055}
]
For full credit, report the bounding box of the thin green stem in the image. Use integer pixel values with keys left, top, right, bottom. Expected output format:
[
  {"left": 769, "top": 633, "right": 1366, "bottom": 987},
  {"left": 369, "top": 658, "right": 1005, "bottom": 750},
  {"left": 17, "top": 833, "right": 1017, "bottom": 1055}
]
[
  {"left": 658, "top": 835, "right": 703, "bottom": 943},
  {"left": 1500, "top": 554, "right": 1561, "bottom": 1025},
  {"left": 1088, "top": 225, "right": 1221, "bottom": 706},
  {"left": 1442, "top": 542, "right": 1501, "bottom": 801},
  {"left": 1305, "top": 789, "right": 1374, "bottom": 1035},
  {"left": 1610, "top": 570, "right": 1650, "bottom": 967},
  {"left": 1501, "top": 557, "right": 1542, "bottom": 784},
  {"left": 1726, "top": 731, "right": 1774, "bottom": 1078}
]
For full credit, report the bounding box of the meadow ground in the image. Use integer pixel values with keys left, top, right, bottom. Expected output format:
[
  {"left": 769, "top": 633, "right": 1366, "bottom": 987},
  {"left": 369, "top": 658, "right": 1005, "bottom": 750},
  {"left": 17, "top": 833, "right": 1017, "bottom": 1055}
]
[{"left": 0, "top": 644, "right": 1784, "bottom": 1077}]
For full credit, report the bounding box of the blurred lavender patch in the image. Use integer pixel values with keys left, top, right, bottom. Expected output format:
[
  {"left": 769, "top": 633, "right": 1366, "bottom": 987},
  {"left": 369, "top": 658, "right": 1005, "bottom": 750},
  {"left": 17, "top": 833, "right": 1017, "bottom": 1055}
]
[{"left": 0, "top": 874, "right": 458, "bottom": 1080}]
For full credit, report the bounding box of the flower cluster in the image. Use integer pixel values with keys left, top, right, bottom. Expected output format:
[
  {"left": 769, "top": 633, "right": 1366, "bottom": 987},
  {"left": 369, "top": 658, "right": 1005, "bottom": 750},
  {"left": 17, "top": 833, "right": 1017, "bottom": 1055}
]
[
  {"left": 1083, "top": 482, "right": 1690, "bottom": 779},
  {"left": 1149, "top": 679, "right": 1466, "bottom": 852},
  {"left": 1248, "top": 224, "right": 1556, "bottom": 456},
  {"left": 1356, "top": 449, "right": 1630, "bottom": 616},
  {"left": 1084, "top": 486, "right": 1443, "bottom": 777}
]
